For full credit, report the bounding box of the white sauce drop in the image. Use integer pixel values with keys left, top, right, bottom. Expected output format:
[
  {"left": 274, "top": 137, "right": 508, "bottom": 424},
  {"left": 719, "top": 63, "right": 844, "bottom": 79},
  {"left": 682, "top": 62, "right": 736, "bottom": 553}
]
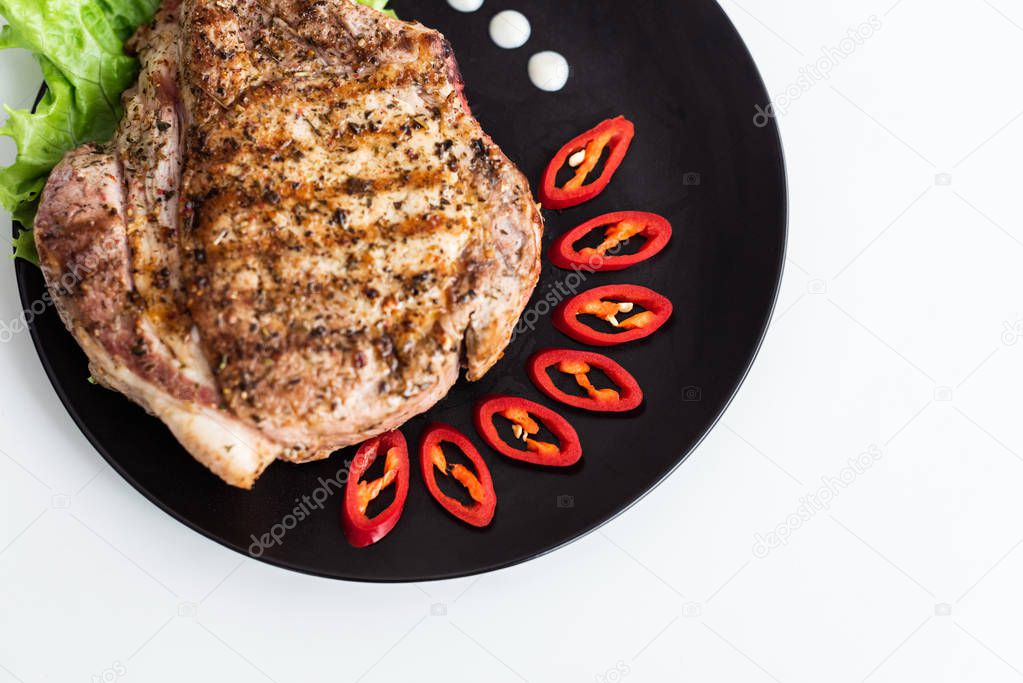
[
  {"left": 447, "top": 0, "right": 484, "bottom": 12},
  {"left": 489, "top": 10, "right": 531, "bottom": 49},
  {"left": 528, "top": 51, "right": 570, "bottom": 92}
]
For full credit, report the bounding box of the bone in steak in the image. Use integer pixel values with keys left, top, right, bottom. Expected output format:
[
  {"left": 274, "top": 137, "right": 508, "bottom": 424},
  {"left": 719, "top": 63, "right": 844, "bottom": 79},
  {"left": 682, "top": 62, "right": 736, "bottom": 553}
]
[{"left": 34, "top": 0, "right": 544, "bottom": 488}]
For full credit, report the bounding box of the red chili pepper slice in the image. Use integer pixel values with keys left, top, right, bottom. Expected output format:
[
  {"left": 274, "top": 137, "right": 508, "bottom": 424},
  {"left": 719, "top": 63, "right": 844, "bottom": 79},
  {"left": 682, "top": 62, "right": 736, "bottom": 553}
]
[
  {"left": 553, "top": 284, "right": 672, "bottom": 346},
  {"left": 341, "top": 430, "right": 410, "bottom": 548},
  {"left": 474, "top": 395, "right": 582, "bottom": 467},
  {"left": 419, "top": 424, "right": 496, "bottom": 528},
  {"left": 539, "top": 116, "right": 635, "bottom": 210},
  {"left": 550, "top": 211, "right": 672, "bottom": 272},
  {"left": 528, "top": 348, "right": 643, "bottom": 412}
]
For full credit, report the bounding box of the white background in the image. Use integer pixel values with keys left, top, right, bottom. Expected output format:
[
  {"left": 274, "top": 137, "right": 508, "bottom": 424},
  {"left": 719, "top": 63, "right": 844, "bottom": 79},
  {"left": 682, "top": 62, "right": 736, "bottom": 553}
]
[{"left": 2, "top": 0, "right": 1023, "bottom": 681}]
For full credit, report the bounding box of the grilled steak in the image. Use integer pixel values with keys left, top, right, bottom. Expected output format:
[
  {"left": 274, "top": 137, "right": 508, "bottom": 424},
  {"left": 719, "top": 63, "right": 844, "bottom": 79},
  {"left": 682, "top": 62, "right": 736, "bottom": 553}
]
[{"left": 34, "top": 0, "right": 544, "bottom": 488}]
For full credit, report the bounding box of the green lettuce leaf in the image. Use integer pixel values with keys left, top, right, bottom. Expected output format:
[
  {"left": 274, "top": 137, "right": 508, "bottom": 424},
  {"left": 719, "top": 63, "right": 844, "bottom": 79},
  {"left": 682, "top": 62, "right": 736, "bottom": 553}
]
[
  {"left": 360, "top": 0, "right": 396, "bottom": 18},
  {"left": 0, "top": 0, "right": 160, "bottom": 233},
  {"left": 12, "top": 222, "right": 37, "bottom": 263},
  {"left": 1, "top": 0, "right": 394, "bottom": 264}
]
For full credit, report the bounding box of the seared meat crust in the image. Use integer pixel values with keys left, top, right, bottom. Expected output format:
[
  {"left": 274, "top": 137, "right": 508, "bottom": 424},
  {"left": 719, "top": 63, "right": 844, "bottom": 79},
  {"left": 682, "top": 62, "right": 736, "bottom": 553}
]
[{"left": 34, "top": 0, "right": 543, "bottom": 486}]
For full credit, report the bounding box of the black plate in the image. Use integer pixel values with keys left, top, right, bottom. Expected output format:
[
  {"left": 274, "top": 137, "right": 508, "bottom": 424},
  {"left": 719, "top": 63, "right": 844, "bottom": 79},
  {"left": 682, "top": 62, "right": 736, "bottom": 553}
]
[{"left": 15, "top": 0, "right": 786, "bottom": 581}]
